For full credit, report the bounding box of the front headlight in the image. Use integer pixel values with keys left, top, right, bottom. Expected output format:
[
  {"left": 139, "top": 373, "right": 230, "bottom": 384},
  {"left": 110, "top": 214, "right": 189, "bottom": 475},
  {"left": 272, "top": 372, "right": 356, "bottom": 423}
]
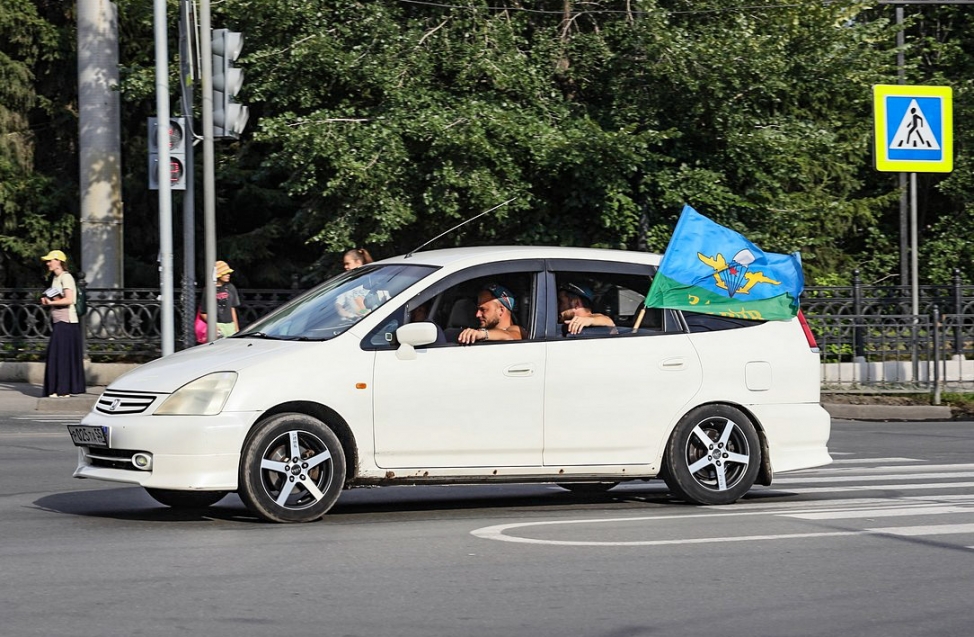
[{"left": 155, "top": 372, "right": 238, "bottom": 416}]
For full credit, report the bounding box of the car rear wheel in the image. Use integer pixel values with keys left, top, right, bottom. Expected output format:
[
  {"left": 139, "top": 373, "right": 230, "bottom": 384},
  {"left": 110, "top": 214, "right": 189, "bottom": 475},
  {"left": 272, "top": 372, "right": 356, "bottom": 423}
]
[
  {"left": 145, "top": 488, "right": 228, "bottom": 509},
  {"left": 238, "top": 413, "right": 346, "bottom": 523},
  {"left": 662, "top": 405, "right": 760, "bottom": 505}
]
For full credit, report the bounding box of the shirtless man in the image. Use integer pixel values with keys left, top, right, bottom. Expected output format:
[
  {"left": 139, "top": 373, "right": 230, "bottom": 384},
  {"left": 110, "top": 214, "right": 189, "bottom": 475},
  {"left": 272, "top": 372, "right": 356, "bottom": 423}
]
[
  {"left": 558, "top": 282, "right": 615, "bottom": 335},
  {"left": 457, "top": 284, "right": 525, "bottom": 344}
]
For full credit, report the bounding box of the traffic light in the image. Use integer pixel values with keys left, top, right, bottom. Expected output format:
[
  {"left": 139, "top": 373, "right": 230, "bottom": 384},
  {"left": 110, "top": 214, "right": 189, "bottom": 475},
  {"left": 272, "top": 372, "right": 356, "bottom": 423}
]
[
  {"left": 147, "top": 117, "right": 187, "bottom": 190},
  {"left": 212, "top": 29, "right": 249, "bottom": 138}
]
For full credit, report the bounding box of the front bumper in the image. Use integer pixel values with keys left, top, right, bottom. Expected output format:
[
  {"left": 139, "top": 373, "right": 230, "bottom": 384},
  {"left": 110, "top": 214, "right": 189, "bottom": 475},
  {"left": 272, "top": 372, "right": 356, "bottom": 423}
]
[{"left": 70, "top": 410, "right": 259, "bottom": 491}]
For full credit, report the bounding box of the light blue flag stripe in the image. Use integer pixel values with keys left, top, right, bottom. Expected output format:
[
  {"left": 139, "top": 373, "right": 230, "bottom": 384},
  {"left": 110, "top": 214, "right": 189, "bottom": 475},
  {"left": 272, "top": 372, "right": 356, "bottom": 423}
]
[{"left": 654, "top": 205, "right": 803, "bottom": 304}]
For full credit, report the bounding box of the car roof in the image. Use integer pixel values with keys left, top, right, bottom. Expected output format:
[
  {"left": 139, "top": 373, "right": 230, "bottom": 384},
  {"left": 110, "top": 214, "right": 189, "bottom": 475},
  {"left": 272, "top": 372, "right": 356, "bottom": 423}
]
[{"left": 378, "top": 245, "right": 662, "bottom": 269}]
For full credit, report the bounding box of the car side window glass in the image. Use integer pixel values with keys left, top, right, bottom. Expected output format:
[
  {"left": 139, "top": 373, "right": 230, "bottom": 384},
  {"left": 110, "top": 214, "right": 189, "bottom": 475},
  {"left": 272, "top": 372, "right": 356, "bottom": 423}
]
[
  {"left": 433, "top": 273, "right": 535, "bottom": 345},
  {"left": 551, "top": 270, "right": 663, "bottom": 338},
  {"left": 364, "top": 272, "right": 537, "bottom": 350}
]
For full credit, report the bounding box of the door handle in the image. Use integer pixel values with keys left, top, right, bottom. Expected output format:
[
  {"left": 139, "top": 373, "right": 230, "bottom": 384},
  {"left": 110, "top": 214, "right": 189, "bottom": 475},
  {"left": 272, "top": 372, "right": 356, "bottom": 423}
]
[
  {"left": 505, "top": 364, "right": 535, "bottom": 377},
  {"left": 659, "top": 358, "right": 686, "bottom": 371}
]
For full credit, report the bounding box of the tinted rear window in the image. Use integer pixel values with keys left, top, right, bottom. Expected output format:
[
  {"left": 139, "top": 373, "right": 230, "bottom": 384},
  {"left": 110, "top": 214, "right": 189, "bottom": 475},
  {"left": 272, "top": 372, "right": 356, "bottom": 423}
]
[{"left": 682, "top": 311, "right": 765, "bottom": 333}]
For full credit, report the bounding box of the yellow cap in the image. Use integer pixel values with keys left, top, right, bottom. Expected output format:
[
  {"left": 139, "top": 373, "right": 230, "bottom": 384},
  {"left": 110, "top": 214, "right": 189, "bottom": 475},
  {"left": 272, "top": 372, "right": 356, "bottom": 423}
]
[{"left": 41, "top": 250, "right": 67, "bottom": 262}]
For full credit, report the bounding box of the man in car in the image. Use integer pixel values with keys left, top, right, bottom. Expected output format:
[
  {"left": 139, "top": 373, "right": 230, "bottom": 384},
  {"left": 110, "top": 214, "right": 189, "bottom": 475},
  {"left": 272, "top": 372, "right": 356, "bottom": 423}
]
[
  {"left": 458, "top": 284, "right": 525, "bottom": 344},
  {"left": 558, "top": 282, "right": 615, "bottom": 335}
]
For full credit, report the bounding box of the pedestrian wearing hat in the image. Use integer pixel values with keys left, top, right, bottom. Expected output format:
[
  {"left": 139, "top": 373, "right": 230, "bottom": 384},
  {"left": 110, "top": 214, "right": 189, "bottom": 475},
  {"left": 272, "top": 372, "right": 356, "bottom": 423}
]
[
  {"left": 200, "top": 260, "right": 240, "bottom": 339},
  {"left": 557, "top": 281, "right": 615, "bottom": 335},
  {"left": 39, "top": 249, "right": 86, "bottom": 397}
]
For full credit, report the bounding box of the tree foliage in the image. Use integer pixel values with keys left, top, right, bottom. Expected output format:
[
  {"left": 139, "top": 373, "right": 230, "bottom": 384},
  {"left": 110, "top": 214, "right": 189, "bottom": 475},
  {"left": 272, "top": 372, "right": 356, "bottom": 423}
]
[
  {"left": 0, "top": 0, "right": 75, "bottom": 285},
  {"left": 4, "top": 0, "right": 974, "bottom": 289}
]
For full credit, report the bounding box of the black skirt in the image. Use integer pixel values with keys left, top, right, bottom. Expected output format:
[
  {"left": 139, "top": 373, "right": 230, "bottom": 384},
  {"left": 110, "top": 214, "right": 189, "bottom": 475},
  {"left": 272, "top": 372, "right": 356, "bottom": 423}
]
[{"left": 43, "top": 321, "right": 86, "bottom": 396}]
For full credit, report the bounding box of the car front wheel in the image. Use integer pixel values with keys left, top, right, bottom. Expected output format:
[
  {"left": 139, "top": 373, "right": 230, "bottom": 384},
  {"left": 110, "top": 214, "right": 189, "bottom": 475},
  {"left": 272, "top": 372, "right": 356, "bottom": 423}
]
[
  {"left": 238, "top": 413, "right": 346, "bottom": 523},
  {"left": 662, "top": 405, "right": 760, "bottom": 505}
]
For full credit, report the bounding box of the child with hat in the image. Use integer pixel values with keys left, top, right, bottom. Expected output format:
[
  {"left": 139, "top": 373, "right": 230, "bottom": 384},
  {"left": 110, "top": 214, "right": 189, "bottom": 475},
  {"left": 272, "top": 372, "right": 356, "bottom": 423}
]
[{"left": 200, "top": 260, "right": 240, "bottom": 339}]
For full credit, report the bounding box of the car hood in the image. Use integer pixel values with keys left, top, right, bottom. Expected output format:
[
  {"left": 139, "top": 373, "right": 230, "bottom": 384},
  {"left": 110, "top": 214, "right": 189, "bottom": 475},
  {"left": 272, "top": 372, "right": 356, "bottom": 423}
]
[{"left": 108, "top": 339, "right": 297, "bottom": 393}]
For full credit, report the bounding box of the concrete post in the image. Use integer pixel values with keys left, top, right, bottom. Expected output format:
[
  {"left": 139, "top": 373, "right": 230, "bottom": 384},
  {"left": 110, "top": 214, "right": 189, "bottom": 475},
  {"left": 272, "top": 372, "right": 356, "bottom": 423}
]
[{"left": 77, "top": 0, "right": 124, "bottom": 290}]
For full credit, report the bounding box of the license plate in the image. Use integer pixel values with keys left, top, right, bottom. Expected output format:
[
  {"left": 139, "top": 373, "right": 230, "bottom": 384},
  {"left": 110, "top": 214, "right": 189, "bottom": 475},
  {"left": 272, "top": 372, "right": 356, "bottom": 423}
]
[{"left": 67, "top": 425, "right": 109, "bottom": 448}]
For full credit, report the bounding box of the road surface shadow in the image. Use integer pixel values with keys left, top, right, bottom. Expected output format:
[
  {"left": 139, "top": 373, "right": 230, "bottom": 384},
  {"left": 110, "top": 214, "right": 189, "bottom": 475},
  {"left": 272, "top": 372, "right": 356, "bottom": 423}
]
[{"left": 33, "top": 480, "right": 809, "bottom": 524}]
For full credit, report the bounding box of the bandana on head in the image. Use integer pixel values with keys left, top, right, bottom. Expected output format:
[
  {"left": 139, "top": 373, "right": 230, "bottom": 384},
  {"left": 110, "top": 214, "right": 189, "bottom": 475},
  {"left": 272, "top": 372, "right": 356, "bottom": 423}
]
[{"left": 486, "top": 284, "right": 516, "bottom": 312}]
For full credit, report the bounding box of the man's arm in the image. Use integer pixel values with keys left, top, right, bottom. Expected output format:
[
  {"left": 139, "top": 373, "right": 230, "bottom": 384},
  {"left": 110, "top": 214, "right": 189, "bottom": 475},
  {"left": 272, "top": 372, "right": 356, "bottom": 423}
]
[
  {"left": 564, "top": 312, "right": 614, "bottom": 335},
  {"left": 457, "top": 326, "right": 522, "bottom": 344}
]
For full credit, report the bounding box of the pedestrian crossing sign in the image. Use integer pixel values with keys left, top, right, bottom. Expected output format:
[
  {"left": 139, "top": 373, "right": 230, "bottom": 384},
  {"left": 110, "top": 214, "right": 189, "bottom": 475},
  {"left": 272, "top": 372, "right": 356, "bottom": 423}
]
[{"left": 873, "top": 85, "right": 952, "bottom": 173}]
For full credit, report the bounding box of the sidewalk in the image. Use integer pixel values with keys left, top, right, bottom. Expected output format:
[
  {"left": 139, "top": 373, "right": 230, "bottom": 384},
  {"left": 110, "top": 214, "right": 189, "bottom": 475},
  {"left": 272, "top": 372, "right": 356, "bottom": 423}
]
[{"left": 0, "top": 382, "right": 103, "bottom": 415}]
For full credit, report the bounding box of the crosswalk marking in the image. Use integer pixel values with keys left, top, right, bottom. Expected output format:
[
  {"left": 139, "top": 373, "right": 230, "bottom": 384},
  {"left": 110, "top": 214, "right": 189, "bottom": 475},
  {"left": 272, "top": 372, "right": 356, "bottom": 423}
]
[
  {"left": 868, "top": 523, "right": 974, "bottom": 537},
  {"left": 829, "top": 457, "right": 924, "bottom": 464},
  {"left": 771, "top": 481, "right": 974, "bottom": 495},
  {"left": 773, "top": 471, "right": 974, "bottom": 484},
  {"left": 785, "top": 505, "right": 972, "bottom": 520}
]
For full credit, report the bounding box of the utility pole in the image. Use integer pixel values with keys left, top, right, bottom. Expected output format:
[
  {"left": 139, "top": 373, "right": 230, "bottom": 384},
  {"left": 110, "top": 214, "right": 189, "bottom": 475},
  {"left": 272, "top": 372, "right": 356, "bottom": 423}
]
[
  {"left": 200, "top": 0, "right": 218, "bottom": 341},
  {"left": 153, "top": 0, "right": 175, "bottom": 356},
  {"left": 77, "top": 0, "right": 123, "bottom": 290},
  {"left": 178, "top": 0, "right": 197, "bottom": 349}
]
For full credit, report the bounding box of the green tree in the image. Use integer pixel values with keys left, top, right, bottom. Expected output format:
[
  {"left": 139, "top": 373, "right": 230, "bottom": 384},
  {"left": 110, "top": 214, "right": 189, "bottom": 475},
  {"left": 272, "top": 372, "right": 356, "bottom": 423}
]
[{"left": 0, "top": 0, "right": 75, "bottom": 286}]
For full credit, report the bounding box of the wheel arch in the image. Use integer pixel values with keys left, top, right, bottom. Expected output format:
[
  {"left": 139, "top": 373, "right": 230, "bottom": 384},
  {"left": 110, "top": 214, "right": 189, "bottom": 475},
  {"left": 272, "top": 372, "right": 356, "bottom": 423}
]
[{"left": 247, "top": 401, "right": 359, "bottom": 484}]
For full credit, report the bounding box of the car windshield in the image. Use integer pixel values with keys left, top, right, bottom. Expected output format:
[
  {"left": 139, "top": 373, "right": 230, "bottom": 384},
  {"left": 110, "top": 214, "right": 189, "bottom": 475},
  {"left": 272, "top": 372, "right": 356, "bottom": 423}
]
[{"left": 236, "top": 263, "right": 437, "bottom": 341}]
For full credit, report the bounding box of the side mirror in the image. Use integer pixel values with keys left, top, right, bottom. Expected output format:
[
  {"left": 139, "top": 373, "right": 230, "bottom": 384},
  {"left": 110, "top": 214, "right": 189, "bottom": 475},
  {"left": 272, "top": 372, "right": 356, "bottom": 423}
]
[{"left": 394, "top": 322, "right": 438, "bottom": 360}]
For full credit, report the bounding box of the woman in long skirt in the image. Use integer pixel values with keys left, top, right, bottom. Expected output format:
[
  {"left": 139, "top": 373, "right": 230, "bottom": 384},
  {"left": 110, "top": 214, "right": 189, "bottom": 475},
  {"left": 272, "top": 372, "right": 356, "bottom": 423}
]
[{"left": 40, "top": 249, "right": 86, "bottom": 397}]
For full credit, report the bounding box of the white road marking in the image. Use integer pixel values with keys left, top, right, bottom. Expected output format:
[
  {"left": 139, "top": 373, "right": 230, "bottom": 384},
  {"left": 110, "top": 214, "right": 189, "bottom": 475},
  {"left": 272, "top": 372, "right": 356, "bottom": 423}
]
[
  {"left": 785, "top": 505, "right": 972, "bottom": 520},
  {"left": 773, "top": 471, "right": 974, "bottom": 484},
  {"left": 764, "top": 481, "right": 974, "bottom": 495},
  {"left": 472, "top": 469, "right": 974, "bottom": 546},
  {"left": 867, "top": 523, "right": 974, "bottom": 537},
  {"left": 472, "top": 508, "right": 974, "bottom": 546},
  {"left": 829, "top": 457, "right": 925, "bottom": 464}
]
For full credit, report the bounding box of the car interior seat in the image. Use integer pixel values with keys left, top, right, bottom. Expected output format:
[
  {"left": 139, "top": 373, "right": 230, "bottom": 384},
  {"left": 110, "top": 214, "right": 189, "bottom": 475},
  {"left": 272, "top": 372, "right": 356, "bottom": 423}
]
[{"left": 443, "top": 297, "right": 477, "bottom": 343}]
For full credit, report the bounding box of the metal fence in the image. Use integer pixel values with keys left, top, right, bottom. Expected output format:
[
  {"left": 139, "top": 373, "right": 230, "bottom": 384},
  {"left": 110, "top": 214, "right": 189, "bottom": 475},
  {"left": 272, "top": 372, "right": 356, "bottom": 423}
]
[
  {"left": 0, "top": 283, "right": 303, "bottom": 362},
  {"left": 2, "top": 269, "right": 972, "bottom": 394}
]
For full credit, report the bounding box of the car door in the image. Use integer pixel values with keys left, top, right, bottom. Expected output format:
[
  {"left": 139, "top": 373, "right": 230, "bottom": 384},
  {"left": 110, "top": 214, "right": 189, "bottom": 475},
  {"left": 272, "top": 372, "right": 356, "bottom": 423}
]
[
  {"left": 371, "top": 262, "right": 546, "bottom": 469},
  {"left": 542, "top": 261, "right": 703, "bottom": 466}
]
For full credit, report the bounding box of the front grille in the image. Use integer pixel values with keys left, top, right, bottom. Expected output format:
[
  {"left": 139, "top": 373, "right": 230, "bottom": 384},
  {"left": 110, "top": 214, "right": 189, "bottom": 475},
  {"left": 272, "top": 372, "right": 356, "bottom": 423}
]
[
  {"left": 84, "top": 447, "right": 148, "bottom": 471},
  {"left": 96, "top": 390, "right": 159, "bottom": 415}
]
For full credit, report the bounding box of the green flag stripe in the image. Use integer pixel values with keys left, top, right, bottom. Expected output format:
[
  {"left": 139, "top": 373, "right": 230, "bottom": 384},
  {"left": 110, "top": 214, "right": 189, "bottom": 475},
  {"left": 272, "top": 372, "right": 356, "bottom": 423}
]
[{"left": 645, "top": 273, "right": 798, "bottom": 321}]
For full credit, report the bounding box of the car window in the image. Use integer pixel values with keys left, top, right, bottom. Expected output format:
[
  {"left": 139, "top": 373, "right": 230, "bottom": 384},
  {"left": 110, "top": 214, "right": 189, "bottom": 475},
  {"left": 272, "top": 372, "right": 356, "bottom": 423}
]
[
  {"left": 364, "top": 268, "right": 541, "bottom": 349},
  {"left": 682, "top": 311, "right": 765, "bottom": 332},
  {"left": 549, "top": 268, "right": 663, "bottom": 338},
  {"left": 237, "top": 264, "right": 436, "bottom": 341}
]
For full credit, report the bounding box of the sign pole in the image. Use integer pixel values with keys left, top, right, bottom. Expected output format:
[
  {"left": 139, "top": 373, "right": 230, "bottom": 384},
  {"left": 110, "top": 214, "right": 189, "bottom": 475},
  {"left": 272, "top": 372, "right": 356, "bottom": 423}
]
[{"left": 910, "top": 172, "right": 918, "bottom": 318}]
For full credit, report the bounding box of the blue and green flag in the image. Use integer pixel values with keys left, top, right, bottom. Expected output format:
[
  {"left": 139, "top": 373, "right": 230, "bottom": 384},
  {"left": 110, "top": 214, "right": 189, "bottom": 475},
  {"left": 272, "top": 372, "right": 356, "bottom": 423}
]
[{"left": 645, "top": 205, "right": 803, "bottom": 321}]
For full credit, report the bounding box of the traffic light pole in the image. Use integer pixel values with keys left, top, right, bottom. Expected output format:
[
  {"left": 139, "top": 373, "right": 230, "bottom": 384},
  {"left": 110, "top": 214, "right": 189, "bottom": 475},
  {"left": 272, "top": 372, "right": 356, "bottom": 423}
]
[
  {"left": 153, "top": 0, "right": 175, "bottom": 356},
  {"left": 178, "top": 0, "right": 196, "bottom": 349},
  {"left": 200, "top": 0, "right": 217, "bottom": 342}
]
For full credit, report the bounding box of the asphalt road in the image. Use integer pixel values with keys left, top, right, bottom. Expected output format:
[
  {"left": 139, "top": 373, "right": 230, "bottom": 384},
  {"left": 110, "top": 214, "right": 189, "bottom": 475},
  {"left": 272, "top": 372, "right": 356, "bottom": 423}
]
[{"left": 1, "top": 413, "right": 972, "bottom": 637}]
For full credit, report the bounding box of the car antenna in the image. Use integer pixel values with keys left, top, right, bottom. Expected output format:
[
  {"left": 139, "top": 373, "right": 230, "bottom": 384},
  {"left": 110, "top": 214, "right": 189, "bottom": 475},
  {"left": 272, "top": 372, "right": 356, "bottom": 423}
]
[{"left": 405, "top": 197, "right": 517, "bottom": 258}]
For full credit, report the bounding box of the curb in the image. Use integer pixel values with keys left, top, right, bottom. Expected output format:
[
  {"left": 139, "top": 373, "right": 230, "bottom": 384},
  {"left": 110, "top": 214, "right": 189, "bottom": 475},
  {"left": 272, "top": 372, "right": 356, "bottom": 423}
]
[
  {"left": 35, "top": 393, "right": 100, "bottom": 414},
  {"left": 0, "top": 361, "right": 138, "bottom": 386},
  {"left": 822, "top": 403, "right": 953, "bottom": 422}
]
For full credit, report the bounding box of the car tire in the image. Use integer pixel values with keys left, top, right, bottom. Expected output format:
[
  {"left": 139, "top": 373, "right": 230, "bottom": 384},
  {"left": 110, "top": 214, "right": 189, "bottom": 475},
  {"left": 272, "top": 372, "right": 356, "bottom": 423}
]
[
  {"left": 238, "top": 413, "right": 346, "bottom": 523},
  {"left": 662, "top": 405, "right": 760, "bottom": 505},
  {"left": 145, "top": 488, "right": 228, "bottom": 509},
  {"left": 557, "top": 482, "right": 618, "bottom": 494}
]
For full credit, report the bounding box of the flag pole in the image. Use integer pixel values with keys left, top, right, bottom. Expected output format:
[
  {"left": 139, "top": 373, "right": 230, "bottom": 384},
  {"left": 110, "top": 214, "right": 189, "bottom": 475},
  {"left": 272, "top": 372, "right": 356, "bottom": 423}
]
[{"left": 631, "top": 307, "right": 646, "bottom": 333}]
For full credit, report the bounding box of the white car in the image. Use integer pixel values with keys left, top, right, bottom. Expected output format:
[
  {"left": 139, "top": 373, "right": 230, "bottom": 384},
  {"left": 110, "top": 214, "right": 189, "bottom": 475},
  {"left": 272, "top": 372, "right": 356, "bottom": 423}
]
[{"left": 68, "top": 246, "right": 831, "bottom": 523}]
